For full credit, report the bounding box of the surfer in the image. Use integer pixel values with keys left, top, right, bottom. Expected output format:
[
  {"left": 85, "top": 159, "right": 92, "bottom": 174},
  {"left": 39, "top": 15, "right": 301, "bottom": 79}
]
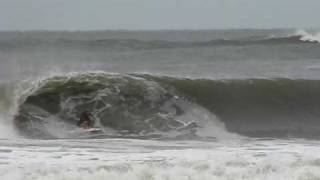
[{"left": 77, "top": 111, "right": 94, "bottom": 129}]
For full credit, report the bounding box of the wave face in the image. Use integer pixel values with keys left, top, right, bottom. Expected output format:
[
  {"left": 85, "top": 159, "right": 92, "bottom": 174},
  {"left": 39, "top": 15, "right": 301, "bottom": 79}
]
[
  {"left": 148, "top": 76, "right": 320, "bottom": 138},
  {"left": 14, "top": 72, "right": 230, "bottom": 139},
  {"left": 13, "top": 72, "right": 320, "bottom": 139}
]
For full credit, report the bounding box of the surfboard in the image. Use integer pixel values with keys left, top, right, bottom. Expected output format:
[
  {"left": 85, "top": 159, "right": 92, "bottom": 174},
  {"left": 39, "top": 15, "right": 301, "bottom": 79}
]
[
  {"left": 68, "top": 127, "right": 103, "bottom": 138},
  {"left": 85, "top": 128, "right": 103, "bottom": 133}
]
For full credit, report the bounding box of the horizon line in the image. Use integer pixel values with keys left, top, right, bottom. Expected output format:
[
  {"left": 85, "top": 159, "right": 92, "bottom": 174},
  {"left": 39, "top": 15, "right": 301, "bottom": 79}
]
[{"left": 0, "top": 27, "right": 319, "bottom": 33}]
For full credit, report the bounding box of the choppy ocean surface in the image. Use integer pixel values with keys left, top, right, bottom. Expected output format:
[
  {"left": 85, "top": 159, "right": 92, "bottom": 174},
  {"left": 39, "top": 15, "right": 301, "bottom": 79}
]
[{"left": 1, "top": 29, "right": 320, "bottom": 179}]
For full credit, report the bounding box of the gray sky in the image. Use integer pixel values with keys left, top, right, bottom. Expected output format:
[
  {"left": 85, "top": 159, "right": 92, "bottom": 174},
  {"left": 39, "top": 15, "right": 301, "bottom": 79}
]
[{"left": 0, "top": 0, "right": 319, "bottom": 30}]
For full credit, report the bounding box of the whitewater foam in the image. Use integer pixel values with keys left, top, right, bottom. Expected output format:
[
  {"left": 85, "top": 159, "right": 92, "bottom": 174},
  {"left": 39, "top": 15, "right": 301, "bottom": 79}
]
[
  {"left": 1, "top": 138, "right": 320, "bottom": 180},
  {"left": 295, "top": 29, "right": 320, "bottom": 43},
  {"left": 173, "top": 100, "right": 239, "bottom": 139}
]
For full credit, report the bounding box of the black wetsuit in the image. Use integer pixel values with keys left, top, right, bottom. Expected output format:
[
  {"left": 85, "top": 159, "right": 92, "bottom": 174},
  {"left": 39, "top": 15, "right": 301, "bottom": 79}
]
[{"left": 77, "top": 112, "right": 93, "bottom": 128}]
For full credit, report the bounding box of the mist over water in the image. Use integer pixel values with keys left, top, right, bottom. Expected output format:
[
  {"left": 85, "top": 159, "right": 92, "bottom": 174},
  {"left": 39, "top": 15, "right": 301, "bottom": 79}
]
[{"left": 0, "top": 115, "right": 16, "bottom": 139}]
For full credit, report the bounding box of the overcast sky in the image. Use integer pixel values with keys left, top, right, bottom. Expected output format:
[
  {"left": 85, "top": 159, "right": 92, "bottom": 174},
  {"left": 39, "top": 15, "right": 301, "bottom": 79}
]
[{"left": 0, "top": 0, "right": 319, "bottom": 30}]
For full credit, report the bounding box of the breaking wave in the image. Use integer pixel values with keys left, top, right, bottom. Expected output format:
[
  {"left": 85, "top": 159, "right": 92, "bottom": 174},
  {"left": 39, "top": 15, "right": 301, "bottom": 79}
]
[
  {"left": 13, "top": 72, "right": 231, "bottom": 139},
  {"left": 13, "top": 71, "right": 320, "bottom": 139},
  {"left": 295, "top": 29, "right": 320, "bottom": 43}
]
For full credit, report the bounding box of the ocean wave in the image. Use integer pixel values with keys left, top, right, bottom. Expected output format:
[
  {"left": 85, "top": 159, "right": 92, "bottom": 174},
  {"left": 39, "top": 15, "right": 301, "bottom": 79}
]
[
  {"left": 146, "top": 76, "right": 320, "bottom": 138},
  {"left": 295, "top": 29, "right": 320, "bottom": 43},
  {"left": 13, "top": 72, "right": 320, "bottom": 139},
  {"left": 14, "top": 72, "right": 231, "bottom": 139},
  {"left": 0, "top": 32, "right": 318, "bottom": 51}
]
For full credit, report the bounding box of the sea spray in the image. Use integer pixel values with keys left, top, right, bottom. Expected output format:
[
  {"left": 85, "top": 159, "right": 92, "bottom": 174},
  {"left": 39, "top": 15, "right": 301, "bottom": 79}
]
[{"left": 0, "top": 83, "right": 19, "bottom": 138}]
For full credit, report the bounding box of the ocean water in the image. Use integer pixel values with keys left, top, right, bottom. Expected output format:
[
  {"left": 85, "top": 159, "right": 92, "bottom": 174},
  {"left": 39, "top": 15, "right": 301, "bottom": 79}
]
[{"left": 1, "top": 29, "right": 320, "bottom": 179}]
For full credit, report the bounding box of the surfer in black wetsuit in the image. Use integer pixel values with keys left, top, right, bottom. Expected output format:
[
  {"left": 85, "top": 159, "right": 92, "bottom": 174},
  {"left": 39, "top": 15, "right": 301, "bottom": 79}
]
[{"left": 77, "top": 111, "right": 94, "bottom": 129}]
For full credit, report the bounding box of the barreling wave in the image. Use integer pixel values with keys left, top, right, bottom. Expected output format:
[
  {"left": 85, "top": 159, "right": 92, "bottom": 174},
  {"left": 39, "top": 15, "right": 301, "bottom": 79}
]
[
  {"left": 14, "top": 72, "right": 230, "bottom": 139},
  {"left": 0, "top": 32, "right": 318, "bottom": 51},
  {"left": 13, "top": 72, "right": 320, "bottom": 139}
]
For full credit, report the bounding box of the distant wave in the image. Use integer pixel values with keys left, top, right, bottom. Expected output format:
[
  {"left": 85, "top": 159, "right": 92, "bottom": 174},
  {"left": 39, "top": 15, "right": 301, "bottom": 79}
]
[
  {"left": 13, "top": 72, "right": 320, "bottom": 139},
  {"left": 295, "top": 29, "right": 320, "bottom": 43},
  {"left": 0, "top": 32, "right": 318, "bottom": 51}
]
